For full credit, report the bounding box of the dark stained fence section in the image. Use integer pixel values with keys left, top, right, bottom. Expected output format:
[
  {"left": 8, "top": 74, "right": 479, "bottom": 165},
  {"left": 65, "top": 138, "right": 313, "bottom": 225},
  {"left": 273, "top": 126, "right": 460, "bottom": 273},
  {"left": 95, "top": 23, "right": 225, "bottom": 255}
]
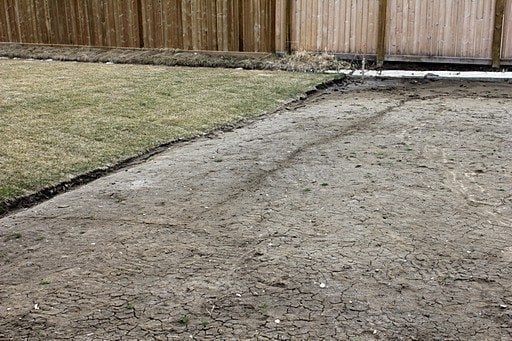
[
  {"left": 0, "top": 0, "right": 140, "bottom": 47},
  {"left": 140, "top": 0, "right": 275, "bottom": 51},
  {"left": 0, "top": 0, "right": 276, "bottom": 52}
]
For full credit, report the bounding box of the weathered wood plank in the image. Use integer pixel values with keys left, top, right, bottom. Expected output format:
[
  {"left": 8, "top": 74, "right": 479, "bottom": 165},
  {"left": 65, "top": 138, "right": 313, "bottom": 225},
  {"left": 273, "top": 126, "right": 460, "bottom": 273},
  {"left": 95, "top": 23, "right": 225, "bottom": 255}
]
[
  {"left": 377, "top": 0, "right": 388, "bottom": 66},
  {"left": 0, "top": 1, "right": 9, "bottom": 42},
  {"left": 502, "top": 0, "right": 512, "bottom": 60},
  {"left": 492, "top": 0, "right": 506, "bottom": 67}
]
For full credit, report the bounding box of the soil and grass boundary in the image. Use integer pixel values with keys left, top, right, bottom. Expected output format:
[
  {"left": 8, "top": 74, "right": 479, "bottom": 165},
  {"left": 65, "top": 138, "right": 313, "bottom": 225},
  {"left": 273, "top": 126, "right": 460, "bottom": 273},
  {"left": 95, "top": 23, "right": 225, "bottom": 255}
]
[{"left": 0, "top": 72, "right": 345, "bottom": 218}]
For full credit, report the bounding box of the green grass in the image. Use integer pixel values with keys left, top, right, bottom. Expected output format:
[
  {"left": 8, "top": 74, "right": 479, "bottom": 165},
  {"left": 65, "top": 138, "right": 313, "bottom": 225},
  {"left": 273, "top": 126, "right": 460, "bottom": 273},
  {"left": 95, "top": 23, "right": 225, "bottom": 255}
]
[{"left": 0, "top": 59, "right": 333, "bottom": 205}]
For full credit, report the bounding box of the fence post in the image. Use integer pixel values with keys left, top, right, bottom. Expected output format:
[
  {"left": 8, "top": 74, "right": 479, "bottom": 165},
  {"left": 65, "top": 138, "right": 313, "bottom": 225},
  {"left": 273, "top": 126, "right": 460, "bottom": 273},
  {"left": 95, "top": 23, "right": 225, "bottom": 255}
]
[
  {"left": 492, "top": 0, "right": 506, "bottom": 68},
  {"left": 137, "top": 0, "right": 144, "bottom": 48},
  {"left": 270, "top": 0, "right": 276, "bottom": 52},
  {"left": 238, "top": 0, "right": 244, "bottom": 51},
  {"left": 285, "top": 0, "right": 292, "bottom": 54},
  {"left": 376, "top": 0, "right": 388, "bottom": 67}
]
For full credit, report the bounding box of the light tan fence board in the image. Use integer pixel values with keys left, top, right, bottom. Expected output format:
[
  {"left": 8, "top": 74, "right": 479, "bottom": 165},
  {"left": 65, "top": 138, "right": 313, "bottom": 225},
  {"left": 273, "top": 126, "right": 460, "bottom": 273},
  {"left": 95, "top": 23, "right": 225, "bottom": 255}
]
[
  {"left": 290, "top": 0, "right": 378, "bottom": 54},
  {"left": 387, "top": 0, "right": 495, "bottom": 60},
  {"left": 503, "top": 0, "right": 512, "bottom": 59}
]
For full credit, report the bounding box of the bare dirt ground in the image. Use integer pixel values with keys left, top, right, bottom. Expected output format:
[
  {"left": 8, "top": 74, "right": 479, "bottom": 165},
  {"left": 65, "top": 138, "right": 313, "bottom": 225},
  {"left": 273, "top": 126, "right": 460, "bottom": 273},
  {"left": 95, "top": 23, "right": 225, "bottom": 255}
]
[{"left": 1, "top": 79, "right": 512, "bottom": 340}]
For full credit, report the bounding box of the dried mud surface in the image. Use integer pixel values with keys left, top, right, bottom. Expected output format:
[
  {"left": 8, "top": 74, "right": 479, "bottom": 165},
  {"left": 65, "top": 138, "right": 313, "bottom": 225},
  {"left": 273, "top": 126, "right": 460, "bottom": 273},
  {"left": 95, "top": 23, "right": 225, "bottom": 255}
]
[{"left": 1, "top": 80, "right": 512, "bottom": 340}]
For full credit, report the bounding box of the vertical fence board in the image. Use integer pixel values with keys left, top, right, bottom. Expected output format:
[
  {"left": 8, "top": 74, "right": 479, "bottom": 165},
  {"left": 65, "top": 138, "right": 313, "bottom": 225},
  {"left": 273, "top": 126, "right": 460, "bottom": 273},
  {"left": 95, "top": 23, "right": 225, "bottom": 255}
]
[
  {"left": 377, "top": 0, "right": 388, "bottom": 65},
  {"left": 230, "top": 0, "right": 240, "bottom": 51},
  {"left": 207, "top": 0, "right": 214, "bottom": 49},
  {"left": 195, "top": 0, "right": 203, "bottom": 49},
  {"left": 85, "top": 0, "right": 96, "bottom": 46},
  {"left": 258, "top": 0, "right": 264, "bottom": 51},
  {"left": 501, "top": 0, "right": 512, "bottom": 60},
  {"left": 267, "top": 0, "right": 273, "bottom": 51},
  {"left": 94, "top": 0, "right": 104, "bottom": 46},
  {"left": 248, "top": 0, "right": 255, "bottom": 51},
  {"left": 308, "top": 0, "right": 316, "bottom": 51},
  {"left": 201, "top": 0, "right": 208, "bottom": 49},
  {"left": 328, "top": 0, "right": 335, "bottom": 51},
  {"left": 318, "top": 0, "right": 325, "bottom": 51},
  {"left": 189, "top": 0, "right": 198, "bottom": 49},
  {"left": 115, "top": 0, "right": 125, "bottom": 46},
  {"left": 107, "top": 1, "right": 117, "bottom": 46},
  {"left": 117, "top": 0, "right": 131, "bottom": 47},
  {"left": 129, "top": 0, "right": 140, "bottom": 47},
  {"left": 241, "top": 0, "right": 250, "bottom": 51},
  {"left": 0, "top": 1, "right": 8, "bottom": 43},
  {"left": 198, "top": 0, "right": 206, "bottom": 50},
  {"left": 24, "top": 0, "right": 37, "bottom": 43},
  {"left": 492, "top": 0, "right": 506, "bottom": 66},
  {"left": 155, "top": 0, "right": 164, "bottom": 48},
  {"left": 12, "top": 0, "right": 22, "bottom": 42},
  {"left": 54, "top": 0, "right": 69, "bottom": 44},
  {"left": 181, "top": 0, "right": 192, "bottom": 50},
  {"left": 260, "top": 0, "right": 266, "bottom": 51},
  {"left": 291, "top": 0, "right": 301, "bottom": 51},
  {"left": 269, "top": 0, "right": 276, "bottom": 51},
  {"left": 162, "top": 0, "right": 171, "bottom": 48},
  {"left": 225, "top": 0, "right": 234, "bottom": 50},
  {"left": 112, "top": 0, "right": 122, "bottom": 46},
  {"left": 15, "top": 0, "right": 28, "bottom": 43},
  {"left": 73, "top": 0, "right": 85, "bottom": 45},
  {"left": 63, "top": 1, "right": 76, "bottom": 45},
  {"left": 166, "top": 0, "right": 176, "bottom": 47},
  {"left": 0, "top": 2, "right": 7, "bottom": 42},
  {"left": 141, "top": 0, "right": 152, "bottom": 47},
  {"left": 217, "top": 0, "right": 227, "bottom": 50},
  {"left": 7, "top": 0, "right": 20, "bottom": 42},
  {"left": 78, "top": 1, "right": 90, "bottom": 45}
]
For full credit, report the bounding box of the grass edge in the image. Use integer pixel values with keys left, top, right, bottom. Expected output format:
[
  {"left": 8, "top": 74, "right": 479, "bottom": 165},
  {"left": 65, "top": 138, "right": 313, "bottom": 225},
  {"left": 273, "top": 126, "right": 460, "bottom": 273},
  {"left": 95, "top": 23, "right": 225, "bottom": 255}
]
[{"left": 0, "top": 76, "right": 346, "bottom": 218}]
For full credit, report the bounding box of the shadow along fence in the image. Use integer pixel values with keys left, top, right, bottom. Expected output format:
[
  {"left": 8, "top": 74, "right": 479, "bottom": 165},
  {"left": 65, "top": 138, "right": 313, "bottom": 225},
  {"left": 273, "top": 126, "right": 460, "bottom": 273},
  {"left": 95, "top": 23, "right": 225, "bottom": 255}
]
[{"left": 0, "top": 0, "right": 511, "bottom": 66}]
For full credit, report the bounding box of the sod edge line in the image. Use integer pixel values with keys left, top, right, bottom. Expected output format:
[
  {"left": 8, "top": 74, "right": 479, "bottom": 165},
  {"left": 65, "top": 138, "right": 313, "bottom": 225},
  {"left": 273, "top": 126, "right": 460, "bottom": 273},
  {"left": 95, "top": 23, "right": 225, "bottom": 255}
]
[{"left": 0, "top": 76, "right": 346, "bottom": 218}]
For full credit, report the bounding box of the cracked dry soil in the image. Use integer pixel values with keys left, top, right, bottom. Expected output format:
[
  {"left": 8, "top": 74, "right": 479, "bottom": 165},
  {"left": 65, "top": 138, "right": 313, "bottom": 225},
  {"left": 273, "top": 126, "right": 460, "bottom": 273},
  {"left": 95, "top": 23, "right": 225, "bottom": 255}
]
[{"left": 1, "top": 79, "right": 512, "bottom": 340}]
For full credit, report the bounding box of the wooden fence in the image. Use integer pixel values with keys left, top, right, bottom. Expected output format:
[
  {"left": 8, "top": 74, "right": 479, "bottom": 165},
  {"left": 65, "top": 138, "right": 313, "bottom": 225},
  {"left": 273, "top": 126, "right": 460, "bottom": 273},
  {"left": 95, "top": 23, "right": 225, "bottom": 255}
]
[
  {"left": 286, "top": 0, "right": 511, "bottom": 66},
  {"left": 385, "top": 0, "right": 497, "bottom": 61},
  {"left": 0, "top": 0, "right": 141, "bottom": 47},
  {"left": 0, "top": 0, "right": 511, "bottom": 66},
  {"left": 288, "top": 0, "right": 380, "bottom": 56},
  {"left": 140, "top": 0, "right": 276, "bottom": 51},
  {"left": 0, "top": 0, "right": 275, "bottom": 51}
]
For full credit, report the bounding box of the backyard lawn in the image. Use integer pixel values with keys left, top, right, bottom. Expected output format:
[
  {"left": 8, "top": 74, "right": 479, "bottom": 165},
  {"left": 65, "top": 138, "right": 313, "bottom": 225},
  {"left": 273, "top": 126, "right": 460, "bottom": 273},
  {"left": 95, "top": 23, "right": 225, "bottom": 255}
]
[{"left": 0, "top": 59, "right": 332, "bottom": 210}]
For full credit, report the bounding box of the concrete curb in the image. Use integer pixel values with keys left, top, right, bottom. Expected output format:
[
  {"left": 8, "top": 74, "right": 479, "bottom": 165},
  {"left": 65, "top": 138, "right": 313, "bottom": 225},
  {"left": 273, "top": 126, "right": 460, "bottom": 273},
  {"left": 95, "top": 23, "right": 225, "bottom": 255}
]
[{"left": 327, "top": 69, "right": 512, "bottom": 81}]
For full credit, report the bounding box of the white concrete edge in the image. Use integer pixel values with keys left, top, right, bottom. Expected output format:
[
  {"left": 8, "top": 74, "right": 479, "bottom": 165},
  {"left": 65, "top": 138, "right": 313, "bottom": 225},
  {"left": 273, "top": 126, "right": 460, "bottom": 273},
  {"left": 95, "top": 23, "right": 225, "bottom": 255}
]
[{"left": 327, "top": 69, "right": 512, "bottom": 80}]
